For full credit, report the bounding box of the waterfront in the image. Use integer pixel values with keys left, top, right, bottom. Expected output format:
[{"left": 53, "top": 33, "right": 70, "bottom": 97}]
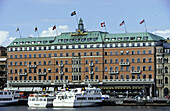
[{"left": 0, "top": 106, "right": 170, "bottom": 111}]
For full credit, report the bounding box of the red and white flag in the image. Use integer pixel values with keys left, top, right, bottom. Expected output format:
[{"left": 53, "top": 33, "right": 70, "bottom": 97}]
[
  {"left": 52, "top": 25, "right": 56, "bottom": 30},
  {"left": 140, "top": 19, "right": 145, "bottom": 24},
  {"left": 101, "top": 22, "right": 105, "bottom": 27},
  {"left": 120, "top": 21, "right": 125, "bottom": 26}
]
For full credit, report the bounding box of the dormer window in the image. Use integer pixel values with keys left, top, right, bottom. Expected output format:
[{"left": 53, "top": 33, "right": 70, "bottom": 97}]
[
  {"left": 124, "top": 37, "right": 129, "bottom": 40},
  {"left": 37, "top": 41, "right": 41, "bottom": 44},
  {"left": 143, "top": 36, "right": 148, "bottom": 40},
  {"left": 118, "top": 37, "right": 122, "bottom": 41},
  {"left": 25, "top": 41, "right": 30, "bottom": 44},
  {"left": 130, "top": 37, "right": 135, "bottom": 40},
  {"left": 43, "top": 41, "right": 47, "bottom": 44},
  {"left": 137, "top": 36, "right": 142, "bottom": 40},
  {"left": 14, "top": 42, "right": 18, "bottom": 45},
  {"left": 105, "top": 38, "right": 110, "bottom": 41},
  {"left": 31, "top": 41, "right": 35, "bottom": 44},
  {"left": 111, "top": 38, "right": 116, "bottom": 41},
  {"left": 20, "top": 42, "right": 24, "bottom": 44}
]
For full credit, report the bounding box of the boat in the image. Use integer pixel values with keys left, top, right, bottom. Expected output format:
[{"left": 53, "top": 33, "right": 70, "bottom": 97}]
[
  {"left": 0, "top": 90, "right": 19, "bottom": 106},
  {"left": 28, "top": 93, "right": 56, "bottom": 108},
  {"left": 53, "top": 86, "right": 102, "bottom": 107}
]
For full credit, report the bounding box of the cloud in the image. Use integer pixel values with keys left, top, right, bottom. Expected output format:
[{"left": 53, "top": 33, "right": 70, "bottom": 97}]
[
  {"left": 152, "top": 29, "right": 170, "bottom": 38},
  {"left": 40, "top": 25, "right": 70, "bottom": 37},
  {"left": 0, "top": 31, "right": 16, "bottom": 47}
]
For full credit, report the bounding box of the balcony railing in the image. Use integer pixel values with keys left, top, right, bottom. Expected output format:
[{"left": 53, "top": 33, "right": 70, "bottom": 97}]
[
  {"left": 59, "top": 64, "right": 64, "bottom": 67},
  {"left": 89, "top": 63, "right": 94, "bottom": 67},
  {"left": 37, "top": 72, "right": 47, "bottom": 75},
  {"left": 108, "top": 71, "right": 119, "bottom": 74},
  {"left": 18, "top": 73, "right": 27, "bottom": 76},
  {"left": 130, "top": 70, "right": 141, "bottom": 74},
  {"left": 103, "top": 79, "right": 154, "bottom": 83},
  {"left": 27, "top": 65, "right": 37, "bottom": 68},
  {"left": 59, "top": 72, "right": 64, "bottom": 75},
  {"left": 119, "top": 62, "right": 130, "bottom": 66},
  {"left": 89, "top": 71, "right": 94, "bottom": 74}
]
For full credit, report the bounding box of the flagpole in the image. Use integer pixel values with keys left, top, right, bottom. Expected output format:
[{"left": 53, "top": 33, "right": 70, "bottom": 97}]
[
  {"left": 55, "top": 25, "right": 58, "bottom": 36},
  {"left": 144, "top": 20, "right": 147, "bottom": 32},
  {"left": 18, "top": 29, "right": 21, "bottom": 38},
  {"left": 76, "top": 14, "right": 78, "bottom": 26},
  {"left": 124, "top": 22, "right": 127, "bottom": 33},
  {"left": 36, "top": 26, "right": 40, "bottom": 37}
]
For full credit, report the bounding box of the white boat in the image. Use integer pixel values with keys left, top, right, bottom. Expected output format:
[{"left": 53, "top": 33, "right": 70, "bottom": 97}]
[
  {"left": 28, "top": 93, "right": 56, "bottom": 108},
  {"left": 0, "top": 90, "right": 19, "bottom": 106},
  {"left": 53, "top": 86, "right": 102, "bottom": 107}
]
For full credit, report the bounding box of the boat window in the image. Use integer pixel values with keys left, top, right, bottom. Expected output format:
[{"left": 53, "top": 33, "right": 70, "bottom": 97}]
[
  {"left": 44, "top": 98, "right": 46, "bottom": 101},
  {"left": 4, "top": 92, "right": 7, "bottom": 95},
  {"left": 32, "top": 98, "right": 35, "bottom": 101},
  {"left": 40, "top": 98, "right": 43, "bottom": 101},
  {"left": 0, "top": 92, "right": 3, "bottom": 95}
]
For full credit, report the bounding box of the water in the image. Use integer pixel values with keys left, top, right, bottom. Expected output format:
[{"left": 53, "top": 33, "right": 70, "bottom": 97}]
[{"left": 0, "top": 106, "right": 170, "bottom": 111}]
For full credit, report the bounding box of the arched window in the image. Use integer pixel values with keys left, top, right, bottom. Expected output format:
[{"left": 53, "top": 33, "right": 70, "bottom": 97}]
[
  {"left": 165, "top": 77, "right": 168, "bottom": 84},
  {"left": 95, "top": 67, "right": 98, "bottom": 72},
  {"left": 43, "top": 68, "right": 46, "bottom": 72},
  {"left": 110, "top": 67, "right": 113, "bottom": 71},
  {"left": 39, "top": 68, "right": 41, "bottom": 73},
  {"left": 149, "top": 74, "right": 152, "bottom": 79},
  {"left": 165, "top": 67, "right": 168, "bottom": 73}
]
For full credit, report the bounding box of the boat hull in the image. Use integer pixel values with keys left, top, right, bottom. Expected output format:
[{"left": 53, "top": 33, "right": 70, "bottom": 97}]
[
  {"left": 53, "top": 100, "right": 102, "bottom": 107},
  {"left": 0, "top": 100, "right": 18, "bottom": 106}
]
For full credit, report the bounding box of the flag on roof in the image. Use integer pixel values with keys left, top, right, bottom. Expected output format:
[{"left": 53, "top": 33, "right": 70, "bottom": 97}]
[
  {"left": 71, "top": 11, "right": 76, "bottom": 16},
  {"left": 16, "top": 28, "right": 19, "bottom": 32},
  {"left": 101, "top": 22, "right": 105, "bottom": 27},
  {"left": 35, "top": 27, "right": 38, "bottom": 32},
  {"left": 52, "top": 25, "right": 56, "bottom": 30},
  {"left": 140, "top": 19, "right": 145, "bottom": 24},
  {"left": 120, "top": 21, "right": 125, "bottom": 26}
]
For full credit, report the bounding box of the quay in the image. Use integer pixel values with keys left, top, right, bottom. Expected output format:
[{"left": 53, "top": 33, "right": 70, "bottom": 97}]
[
  {"left": 102, "top": 97, "right": 170, "bottom": 106},
  {"left": 17, "top": 96, "right": 170, "bottom": 106}
]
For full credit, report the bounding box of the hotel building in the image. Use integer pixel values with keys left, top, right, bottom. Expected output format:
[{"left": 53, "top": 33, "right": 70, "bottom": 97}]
[{"left": 7, "top": 19, "right": 165, "bottom": 96}]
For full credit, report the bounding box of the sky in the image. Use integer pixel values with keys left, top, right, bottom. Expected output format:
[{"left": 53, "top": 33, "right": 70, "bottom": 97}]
[{"left": 0, "top": 0, "right": 170, "bottom": 46}]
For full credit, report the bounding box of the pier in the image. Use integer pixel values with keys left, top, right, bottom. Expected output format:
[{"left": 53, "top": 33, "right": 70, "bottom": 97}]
[{"left": 102, "top": 97, "right": 170, "bottom": 106}]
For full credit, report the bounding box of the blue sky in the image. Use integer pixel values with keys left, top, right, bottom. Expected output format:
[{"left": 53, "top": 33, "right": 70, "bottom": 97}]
[{"left": 0, "top": 0, "right": 170, "bottom": 46}]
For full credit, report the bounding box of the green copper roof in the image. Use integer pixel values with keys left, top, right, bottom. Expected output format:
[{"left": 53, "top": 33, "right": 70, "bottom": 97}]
[{"left": 8, "top": 31, "right": 165, "bottom": 47}]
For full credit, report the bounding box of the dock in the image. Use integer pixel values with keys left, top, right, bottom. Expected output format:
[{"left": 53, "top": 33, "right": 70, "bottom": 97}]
[{"left": 102, "top": 97, "right": 170, "bottom": 106}]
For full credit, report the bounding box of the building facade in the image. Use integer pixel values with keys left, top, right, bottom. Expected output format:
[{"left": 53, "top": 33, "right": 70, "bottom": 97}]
[
  {"left": 7, "top": 19, "right": 165, "bottom": 96},
  {"left": 156, "top": 43, "right": 170, "bottom": 97},
  {"left": 0, "top": 46, "right": 7, "bottom": 89}
]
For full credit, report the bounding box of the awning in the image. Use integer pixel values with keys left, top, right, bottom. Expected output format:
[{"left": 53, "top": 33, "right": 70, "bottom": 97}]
[
  {"left": 0, "top": 58, "right": 7, "bottom": 61},
  {"left": 33, "top": 87, "right": 42, "bottom": 91},
  {"left": 48, "top": 87, "right": 54, "bottom": 91},
  {"left": 19, "top": 87, "right": 26, "bottom": 91},
  {"left": 25, "top": 87, "right": 33, "bottom": 91}
]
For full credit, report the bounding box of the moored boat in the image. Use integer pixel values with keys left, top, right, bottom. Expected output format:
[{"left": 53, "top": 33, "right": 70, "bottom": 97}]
[
  {"left": 53, "top": 86, "right": 102, "bottom": 107},
  {"left": 28, "top": 93, "right": 55, "bottom": 108},
  {"left": 0, "top": 90, "right": 19, "bottom": 106}
]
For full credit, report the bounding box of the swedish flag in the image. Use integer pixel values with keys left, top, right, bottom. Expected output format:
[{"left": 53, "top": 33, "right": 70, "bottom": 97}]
[{"left": 71, "top": 11, "right": 76, "bottom": 16}]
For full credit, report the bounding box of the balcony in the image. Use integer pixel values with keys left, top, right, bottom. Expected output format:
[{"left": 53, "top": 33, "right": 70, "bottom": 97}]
[
  {"left": 59, "top": 64, "right": 64, "bottom": 67},
  {"left": 119, "top": 62, "right": 130, "bottom": 66},
  {"left": 37, "top": 72, "right": 47, "bottom": 75},
  {"left": 18, "top": 73, "right": 27, "bottom": 76},
  {"left": 130, "top": 70, "right": 141, "bottom": 74},
  {"left": 108, "top": 71, "right": 119, "bottom": 74},
  {"left": 27, "top": 65, "right": 37, "bottom": 68},
  {"left": 89, "top": 71, "right": 94, "bottom": 75},
  {"left": 59, "top": 72, "right": 64, "bottom": 75},
  {"left": 89, "top": 63, "right": 94, "bottom": 67}
]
